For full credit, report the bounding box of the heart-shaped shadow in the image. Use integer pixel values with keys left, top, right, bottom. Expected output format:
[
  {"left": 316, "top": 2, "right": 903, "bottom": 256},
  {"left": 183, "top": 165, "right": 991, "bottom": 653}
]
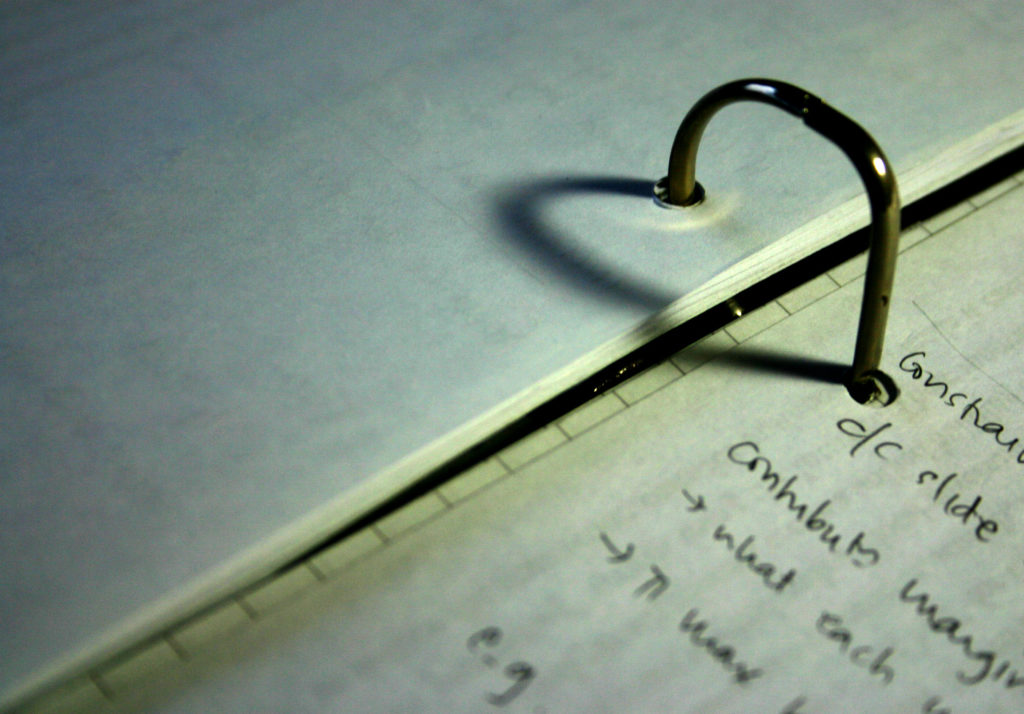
[
  {"left": 492, "top": 174, "right": 847, "bottom": 386},
  {"left": 494, "top": 175, "right": 677, "bottom": 311}
]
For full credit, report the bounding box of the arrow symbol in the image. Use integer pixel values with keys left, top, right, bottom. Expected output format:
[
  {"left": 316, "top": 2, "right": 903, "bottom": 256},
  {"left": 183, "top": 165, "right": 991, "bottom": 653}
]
[{"left": 681, "top": 489, "right": 706, "bottom": 512}]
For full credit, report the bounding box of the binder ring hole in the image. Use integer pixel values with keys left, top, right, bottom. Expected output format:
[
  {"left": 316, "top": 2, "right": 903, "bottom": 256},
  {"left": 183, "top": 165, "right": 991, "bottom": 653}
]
[
  {"left": 846, "top": 370, "right": 898, "bottom": 407},
  {"left": 653, "top": 177, "right": 705, "bottom": 209}
]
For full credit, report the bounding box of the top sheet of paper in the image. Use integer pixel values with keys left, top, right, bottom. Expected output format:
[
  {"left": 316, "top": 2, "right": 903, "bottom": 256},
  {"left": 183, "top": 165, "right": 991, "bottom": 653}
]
[{"left": 2, "top": 0, "right": 1024, "bottom": 696}]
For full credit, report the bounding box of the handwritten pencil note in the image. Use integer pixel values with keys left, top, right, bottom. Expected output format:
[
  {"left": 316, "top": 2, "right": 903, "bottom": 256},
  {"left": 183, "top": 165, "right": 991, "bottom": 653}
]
[{"left": 96, "top": 188, "right": 1024, "bottom": 713}]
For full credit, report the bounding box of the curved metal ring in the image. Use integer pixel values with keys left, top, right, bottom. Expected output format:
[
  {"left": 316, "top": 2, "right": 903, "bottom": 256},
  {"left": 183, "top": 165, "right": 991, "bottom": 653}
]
[{"left": 659, "top": 78, "right": 901, "bottom": 403}]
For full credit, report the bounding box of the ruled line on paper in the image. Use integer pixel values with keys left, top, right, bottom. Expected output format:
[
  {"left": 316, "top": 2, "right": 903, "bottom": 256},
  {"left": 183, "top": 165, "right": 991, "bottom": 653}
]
[
  {"left": 438, "top": 458, "right": 511, "bottom": 505},
  {"left": 910, "top": 299, "right": 1024, "bottom": 407},
  {"left": 968, "top": 175, "right": 1022, "bottom": 208},
  {"left": 723, "top": 302, "right": 789, "bottom": 344},
  {"left": 16, "top": 676, "right": 108, "bottom": 714},
  {"left": 557, "top": 392, "right": 628, "bottom": 438}
]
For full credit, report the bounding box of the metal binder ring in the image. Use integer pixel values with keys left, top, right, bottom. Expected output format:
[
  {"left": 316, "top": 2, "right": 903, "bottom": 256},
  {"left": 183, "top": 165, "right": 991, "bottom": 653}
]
[{"left": 655, "top": 78, "right": 900, "bottom": 405}]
